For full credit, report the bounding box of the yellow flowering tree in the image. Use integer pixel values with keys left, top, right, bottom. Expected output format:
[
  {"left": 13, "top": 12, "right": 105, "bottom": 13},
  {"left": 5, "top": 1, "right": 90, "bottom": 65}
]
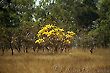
[{"left": 35, "top": 24, "right": 76, "bottom": 52}]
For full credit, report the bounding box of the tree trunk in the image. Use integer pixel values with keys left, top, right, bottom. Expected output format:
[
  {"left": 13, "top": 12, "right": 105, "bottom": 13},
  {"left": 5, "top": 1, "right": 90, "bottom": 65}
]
[
  {"left": 26, "top": 47, "right": 28, "bottom": 53},
  {"left": 1, "top": 48, "right": 5, "bottom": 55}
]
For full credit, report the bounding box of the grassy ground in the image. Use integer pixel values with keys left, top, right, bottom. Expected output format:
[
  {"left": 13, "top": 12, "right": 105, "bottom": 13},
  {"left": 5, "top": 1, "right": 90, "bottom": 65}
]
[{"left": 0, "top": 48, "right": 110, "bottom": 73}]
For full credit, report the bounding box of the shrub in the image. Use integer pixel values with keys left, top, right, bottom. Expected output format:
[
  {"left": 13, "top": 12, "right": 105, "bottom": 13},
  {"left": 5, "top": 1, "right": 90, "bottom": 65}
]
[{"left": 35, "top": 24, "right": 76, "bottom": 52}]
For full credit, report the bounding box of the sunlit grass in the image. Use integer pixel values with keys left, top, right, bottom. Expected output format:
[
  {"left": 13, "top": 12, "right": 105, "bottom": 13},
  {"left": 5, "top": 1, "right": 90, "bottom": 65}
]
[{"left": 0, "top": 48, "right": 110, "bottom": 73}]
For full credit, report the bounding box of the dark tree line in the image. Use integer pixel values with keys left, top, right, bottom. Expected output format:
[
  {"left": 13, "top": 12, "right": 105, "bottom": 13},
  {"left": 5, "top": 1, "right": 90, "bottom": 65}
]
[{"left": 0, "top": 0, "right": 110, "bottom": 55}]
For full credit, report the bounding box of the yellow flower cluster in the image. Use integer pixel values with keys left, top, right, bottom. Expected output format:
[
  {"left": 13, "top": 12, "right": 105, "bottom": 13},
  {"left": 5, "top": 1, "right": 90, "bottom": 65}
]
[
  {"left": 35, "top": 24, "right": 76, "bottom": 45},
  {"left": 65, "top": 31, "right": 76, "bottom": 39},
  {"left": 37, "top": 24, "right": 55, "bottom": 37},
  {"left": 64, "top": 40, "right": 71, "bottom": 44},
  {"left": 37, "top": 24, "right": 65, "bottom": 39},
  {"left": 67, "top": 31, "right": 76, "bottom": 36},
  {"left": 35, "top": 39, "right": 44, "bottom": 44}
]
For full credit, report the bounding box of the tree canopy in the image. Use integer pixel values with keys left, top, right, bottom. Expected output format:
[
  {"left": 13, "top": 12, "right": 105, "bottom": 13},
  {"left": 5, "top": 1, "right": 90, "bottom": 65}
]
[{"left": 0, "top": 0, "right": 110, "bottom": 55}]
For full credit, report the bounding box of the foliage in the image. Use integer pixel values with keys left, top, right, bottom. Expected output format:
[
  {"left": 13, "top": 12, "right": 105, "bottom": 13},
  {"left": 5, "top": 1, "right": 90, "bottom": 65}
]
[
  {"left": 0, "top": 0, "right": 37, "bottom": 55},
  {"left": 35, "top": 24, "right": 76, "bottom": 52},
  {"left": 0, "top": 0, "right": 110, "bottom": 55}
]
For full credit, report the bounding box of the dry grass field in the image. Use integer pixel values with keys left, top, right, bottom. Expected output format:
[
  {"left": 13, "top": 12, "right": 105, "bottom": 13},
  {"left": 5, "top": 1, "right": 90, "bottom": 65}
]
[{"left": 0, "top": 48, "right": 110, "bottom": 73}]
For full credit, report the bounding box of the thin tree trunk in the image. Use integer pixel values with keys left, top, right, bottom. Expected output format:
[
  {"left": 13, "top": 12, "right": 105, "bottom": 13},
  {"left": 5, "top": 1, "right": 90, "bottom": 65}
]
[
  {"left": 11, "top": 48, "right": 14, "bottom": 55},
  {"left": 9, "top": 42, "right": 14, "bottom": 55},
  {"left": 1, "top": 48, "right": 5, "bottom": 55},
  {"left": 26, "top": 47, "right": 28, "bottom": 53}
]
